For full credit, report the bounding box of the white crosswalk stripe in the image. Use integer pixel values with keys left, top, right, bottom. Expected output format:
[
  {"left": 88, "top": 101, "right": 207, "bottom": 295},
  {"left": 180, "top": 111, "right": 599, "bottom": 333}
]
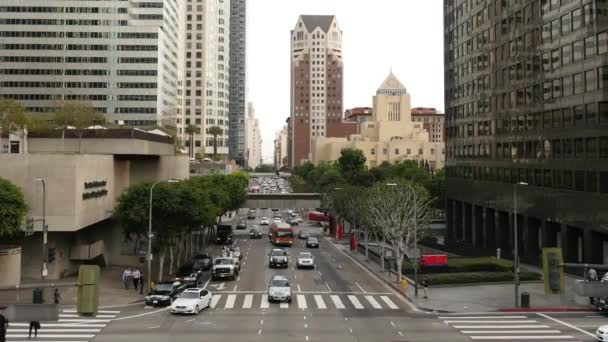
[
  {"left": 260, "top": 294, "right": 269, "bottom": 309},
  {"left": 330, "top": 295, "right": 345, "bottom": 310},
  {"left": 364, "top": 295, "right": 382, "bottom": 309},
  {"left": 440, "top": 313, "right": 576, "bottom": 341},
  {"left": 297, "top": 294, "right": 307, "bottom": 309},
  {"left": 6, "top": 310, "right": 119, "bottom": 342},
  {"left": 380, "top": 296, "right": 398, "bottom": 310},
  {"left": 279, "top": 302, "right": 289, "bottom": 309},
  {"left": 313, "top": 295, "right": 326, "bottom": 309},
  {"left": 224, "top": 294, "right": 236, "bottom": 309},
  {"left": 347, "top": 295, "right": 364, "bottom": 309},
  {"left": 242, "top": 294, "right": 253, "bottom": 309},
  {"left": 210, "top": 294, "right": 222, "bottom": 308}
]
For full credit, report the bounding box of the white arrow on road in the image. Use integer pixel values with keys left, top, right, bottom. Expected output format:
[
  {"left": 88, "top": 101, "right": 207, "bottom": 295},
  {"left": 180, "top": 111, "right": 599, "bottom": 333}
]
[{"left": 209, "top": 283, "right": 226, "bottom": 290}]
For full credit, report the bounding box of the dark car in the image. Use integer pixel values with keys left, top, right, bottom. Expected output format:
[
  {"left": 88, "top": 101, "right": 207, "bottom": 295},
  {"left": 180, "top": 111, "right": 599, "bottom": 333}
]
[
  {"left": 236, "top": 221, "right": 247, "bottom": 230},
  {"left": 192, "top": 253, "right": 213, "bottom": 271},
  {"left": 250, "top": 228, "right": 262, "bottom": 239},
  {"left": 174, "top": 263, "right": 203, "bottom": 287},
  {"left": 145, "top": 281, "right": 187, "bottom": 306},
  {"left": 306, "top": 237, "right": 319, "bottom": 248}
]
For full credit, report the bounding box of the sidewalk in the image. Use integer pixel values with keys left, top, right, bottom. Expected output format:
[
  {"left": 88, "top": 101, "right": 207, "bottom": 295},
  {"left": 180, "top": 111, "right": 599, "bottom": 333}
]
[{"left": 331, "top": 239, "right": 594, "bottom": 313}]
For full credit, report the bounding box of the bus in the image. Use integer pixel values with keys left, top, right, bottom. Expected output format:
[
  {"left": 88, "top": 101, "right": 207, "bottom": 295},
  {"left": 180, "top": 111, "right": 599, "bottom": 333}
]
[{"left": 269, "top": 222, "right": 294, "bottom": 246}]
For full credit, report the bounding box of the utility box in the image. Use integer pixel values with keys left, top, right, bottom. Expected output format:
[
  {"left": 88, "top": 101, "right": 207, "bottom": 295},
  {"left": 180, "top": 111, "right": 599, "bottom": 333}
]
[
  {"left": 77, "top": 265, "right": 100, "bottom": 316},
  {"left": 521, "top": 292, "right": 530, "bottom": 308}
]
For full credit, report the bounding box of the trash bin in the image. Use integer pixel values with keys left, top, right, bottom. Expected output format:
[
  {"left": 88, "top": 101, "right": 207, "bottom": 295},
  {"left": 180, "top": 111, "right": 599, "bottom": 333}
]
[
  {"left": 521, "top": 292, "right": 530, "bottom": 308},
  {"left": 33, "top": 288, "right": 44, "bottom": 304}
]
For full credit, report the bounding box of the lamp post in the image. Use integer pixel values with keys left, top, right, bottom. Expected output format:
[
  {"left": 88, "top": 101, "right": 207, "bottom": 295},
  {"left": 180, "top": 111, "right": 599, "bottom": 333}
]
[
  {"left": 387, "top": 183, "right": 418, "bottom": 296},
  {"left": 34, "top": 179, "right": 47, "bottom": 280},
  {"left": 147, "top": 179, "right": 178, "bottom": 293},
  {"left": 513, "top": 181, "right": 528, "bottom": 307}
]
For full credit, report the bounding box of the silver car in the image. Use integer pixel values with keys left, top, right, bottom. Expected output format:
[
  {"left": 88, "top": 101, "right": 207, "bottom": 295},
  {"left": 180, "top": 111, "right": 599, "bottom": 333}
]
[
  {"left": 296, "top": 252, "right": 314, "bottom": 269},
  {"left": 268, "top": 275, "right": 291, "bottom": 303}
]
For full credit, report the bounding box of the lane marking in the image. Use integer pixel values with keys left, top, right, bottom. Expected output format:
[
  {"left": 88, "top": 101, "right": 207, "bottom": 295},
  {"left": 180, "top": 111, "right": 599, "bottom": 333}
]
[
  {"left": 365, "top": 295, "right": 382, "bottom": 309},
  {"left": 397, "top": 331, "right": 403, "bottom": 336},
  {"left": 279, "top": 302, "right": 289, "bottom": 309},
  {"left": 258, "top": 328, "right": 262, "bottom": 335},
  {"left": 313, "top": 295, "right": 327, "bottom": 309},
  {"left": 439, "top": 316, "right": 528, "bottom": 319},
  {"left": 452, "top": 325, "right": 550, "bottom": 329},
  {"left": 58, "top": 319, "right": 111, "bottom": 323},
  {"left": 186, "top": 318, "right": 195, "bottom": 323},
  {"left": 390, "top": 321, "right": 396, "bottom": 327},
  {"left": 243, "top": 294, "right": 253, "bottom": 309},
  {"left": 324, "top": 282, "right": 332, "bottom": 292},
  {"left": 380, "top": 296, "right": 399, "bottom": 310},
  {"left": 202, "top": 277, "right": 211, "bottom": 290},
  {"left": 304, "top": 323, "right": 308, "bottom": 328},
  {"left": 9, "top": 323, "right": 106, "bottom": 328},
  {"left": 210, "top": 294, "right": 222, "bottom": 308},
  {"left": 7, "top": 329, "right": 101, "bottom": 333},
  {"left": 62, "top": 310, "right": 119, "bottom": 314},
  {"left": 6, "top": 334, "right": 96, "bottom": 338},
  {"left": 298, "top": 284, "right": 302, "bottom": 292},
  {"left": 347, "top": 295, "right": 364, "bottom": 309},
  {"left": 537, "top": 312, "right": 596, "bottom": 339},
  {"left": 297, "top": 294, "right": 307, "bottom": 309},
  {"left": 237, "top": 276, "right": 241, "bottom": 282},
  {"left": 147, "top": 325, "right": 161, "bottom": 329},
  {"left": 469, "top": 336, "right": 573, "bottom": 340},
  {"left": 354, "top": 282, "right": 366, "bottom": 293},
  {"left": 444, "top": 320, "right": 538, "bottom": 323},
  {"left": 260, "top": 320, "right": 263, "bottom": 325},
  {"left": 349, "top": 327, "right": 353, "bottom": 333},
  {"left": 463, "top": 330, "right": 563, "bottom": 334},
  {"left": 260, "top": 295, "right": 269, "bottom": 309},
  {"left": 232, "top": 285, "right": 238, "bottom": 292},
  {"left": 225, "top": 294, "right": 236, "bottom": 309}
]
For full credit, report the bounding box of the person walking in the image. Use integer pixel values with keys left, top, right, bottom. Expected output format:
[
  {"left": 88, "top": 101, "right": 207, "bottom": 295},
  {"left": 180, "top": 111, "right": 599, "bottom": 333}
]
[
  {"left": 122, "top": 268, "right": 132, "bottom": 290},
  {"left": 53, "top": 288, "right": 61, "bottom": 304},
  {"left": 139, "top": 272, "right": 145, "bottom": 295},
  {"left": 132, "top": 268, "right": 141, "bottom": 291},
  {"left": 28, "top": 321, "right": 40, "bottom": 338},
  {"left": 422, "top": 277, "right": 430, "bottom": 299},
  {"left": 0, "top": 314, "right": 8, "bottom": 342}
]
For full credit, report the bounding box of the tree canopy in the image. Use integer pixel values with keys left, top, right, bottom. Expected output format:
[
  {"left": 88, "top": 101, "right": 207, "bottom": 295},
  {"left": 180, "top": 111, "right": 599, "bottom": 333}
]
[{"left": 0, "top": 177, "right": 27, "bottom": 239}]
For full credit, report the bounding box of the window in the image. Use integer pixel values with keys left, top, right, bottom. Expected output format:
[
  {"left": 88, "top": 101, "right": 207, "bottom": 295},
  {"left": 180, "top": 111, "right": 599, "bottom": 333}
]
[
  {"left": 587, "top": 138, "right": 598, "bottom": 158},
  {"left": 585, "top": 36, "right": 596, "bottom": 58},
  {"left": 562, "top": 45, "right": 571, "bottom": 65},
  {"left": 600, "top": 102, "right": 608, "bottom": 125},
  {"left": 370, "top": 148, "right": 375, "bottom": 155},
  {"left": 563, "top": 75, "right": 572, "bottom": 96},
  {"left": 573, "top": 72, "right": 584, "bottom": 94},
  {"left": 587, "top": 103, "right": 598, "bottom": 124},
  {"left": 599, "top": 32, "right": 608, "bottom": 54},
  {"left": 601, "top": 137, "right": 608, "bottom": 158},
  {"left": 586, "top": 69, "right": 597, "bottom": 91},
  {"left": 575, "top": 138, "right": 585, "bottom": 157},
  {"left": 573, "top": 40, "right": 584, "bottom": 62},
  {"left": 394, "top": 148, "right": 399, "bottom": 155}
]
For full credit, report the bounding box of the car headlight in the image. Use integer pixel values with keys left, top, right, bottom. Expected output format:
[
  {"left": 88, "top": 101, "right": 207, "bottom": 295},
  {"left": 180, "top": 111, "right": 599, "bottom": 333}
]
[
  {"left": 145, "top": 296, "right": 151, "bottom": 300},
  {"left": 161, "top": 296, "right": 170, "bottom": 300}
]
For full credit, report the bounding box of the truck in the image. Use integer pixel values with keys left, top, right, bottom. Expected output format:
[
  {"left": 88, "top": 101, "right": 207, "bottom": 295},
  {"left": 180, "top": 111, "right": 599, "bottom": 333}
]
[
  {"left": 212, "top": 256, "right": 239, "bottom": 280},
  {"left": 215, "top": 223, "right": 233, "bottom": 245}
]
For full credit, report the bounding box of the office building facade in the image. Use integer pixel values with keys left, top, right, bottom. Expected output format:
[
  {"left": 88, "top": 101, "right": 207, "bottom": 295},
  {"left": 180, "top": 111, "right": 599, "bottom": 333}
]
[
  {"left": 0, "top": 0, "right": 180, "bottom": 127},
  {"left": 444, "top": 0, "right": 608, "bottom": 265},
  {"left": 411, "top": 107, "right": 445, "bottom": 143},
  {"left": 228, "top": 0, "right": 247, "bottom": 165},
  {"left": 245, "top": 102, "right": 261, "bottom": 169}
]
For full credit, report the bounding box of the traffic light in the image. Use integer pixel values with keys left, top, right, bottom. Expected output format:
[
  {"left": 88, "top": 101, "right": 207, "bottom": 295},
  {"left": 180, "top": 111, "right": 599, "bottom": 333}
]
[
  {"left": 542, "top": 248, "right": 564, "bottom": 295},
  {"left": 48, "top": 248, "right": 56, "bottom": 263}
]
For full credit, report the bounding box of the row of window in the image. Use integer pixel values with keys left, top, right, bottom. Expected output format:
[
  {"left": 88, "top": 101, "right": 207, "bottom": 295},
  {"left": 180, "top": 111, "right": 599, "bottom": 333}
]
[
  {"left": 114, "top": 107, "right": 157, "bottom": 114},
  {"left": 0, "top": 6, "right": 125, "bottom": 13},
  {"left": 0, "top": 94, "right": 151, "bottom": 102},
  {"left": 0, "top": 31, "right": 143, "bottom": 39},
  {"left": 0, "top": 44, "right": 159, "bottom": 51},
  {"left": 0, "top": 19, "right": 129, "bottom": 26}
]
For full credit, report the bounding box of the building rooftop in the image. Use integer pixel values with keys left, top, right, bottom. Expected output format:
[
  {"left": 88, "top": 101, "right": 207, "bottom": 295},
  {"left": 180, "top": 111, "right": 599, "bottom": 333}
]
[
  {"left": 377, "top": 72, "right": 407, "bottom": 95},
  {"left": 300, "top": 15, "right": 336, "bottom": 32}
]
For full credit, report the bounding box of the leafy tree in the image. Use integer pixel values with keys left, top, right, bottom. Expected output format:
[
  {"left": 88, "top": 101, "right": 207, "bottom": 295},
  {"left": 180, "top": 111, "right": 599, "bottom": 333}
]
[
  {"left": 207, "top": 126, "right": 223, "bottom": 160},
  {"left": 0, "top": 177, "right": 27, "bottom": 239},
  {"left": 294, "top": 161, "right": 315, "bottom": 179},
  {"left": 427, "top": 169, "right": 446, "bottom": 209},
  {"left": 337, "top": 148, "right": 367, "bottom": 183},
  {"left": 53, "top": 101, "right": 105, "bottom": 152},
  {"left": 0, "top": 99, "right": 28, "bottom": 131},
  {"left": 184, "top": 124, "right": 200, "bottom": 158}
]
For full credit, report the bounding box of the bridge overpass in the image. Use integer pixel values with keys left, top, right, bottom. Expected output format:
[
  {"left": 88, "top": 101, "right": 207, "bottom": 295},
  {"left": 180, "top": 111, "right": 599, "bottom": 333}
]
[
  {"left": 244, "top": 193, "right": 321, "bottom": 209},
  {"left": 249, "top": 172, "right": 292, "bottom": 178}
]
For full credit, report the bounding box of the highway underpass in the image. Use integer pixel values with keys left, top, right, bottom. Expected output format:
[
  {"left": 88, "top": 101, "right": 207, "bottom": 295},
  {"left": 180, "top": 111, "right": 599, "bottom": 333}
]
[{"left": 244, "top": 193, "right": 321, "bottom": 209}]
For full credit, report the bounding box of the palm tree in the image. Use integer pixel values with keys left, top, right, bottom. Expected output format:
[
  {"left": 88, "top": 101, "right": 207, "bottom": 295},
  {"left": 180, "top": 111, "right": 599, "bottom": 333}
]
[
  {"left": 207, "top": 126, "right": 223, "bottom": 160},
  {"left": 184, "top": 124, "right": 200, "bottom": 159}
]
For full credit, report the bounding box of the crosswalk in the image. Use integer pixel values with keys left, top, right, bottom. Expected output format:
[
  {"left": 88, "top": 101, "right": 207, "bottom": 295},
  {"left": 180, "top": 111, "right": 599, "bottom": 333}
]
[
  {"left": 439, "top": 314, "right": 578, "bottom": 341},
  {"left": 207, "top": 292, "right": 401, "bottom": 312},
  {"left": 5, "top": 309, "right": 119, "bottom": 342}
]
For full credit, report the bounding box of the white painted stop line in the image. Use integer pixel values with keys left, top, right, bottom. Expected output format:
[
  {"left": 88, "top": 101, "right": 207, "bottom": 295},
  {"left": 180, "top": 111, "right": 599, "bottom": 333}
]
[
  {"left": 210, "top": 294, "right": 222, "bottom": 308},
  {"left": 314, "top": 295, "right": 326, "bottom": 309},
  {"left": 469, "top": 336, "right": 573, "bottom": 340},
  {"left": 58, "top": 319, "right": 111, "bottom": 323},
  {"left": 260, "top": 294, "right": 269, "bottom": 309},
  {"left": 242, "top": 294, "right": 253, "bottom": 309},
  {"left": 7, "top": 328, "right": 102, "bottom": 333},
  {"left": 453, "top": 325, "right": 550, "bottom": 329},
  {"left": 279, "top": 301, "right": 289, "bottom": 309},
  {"left": 7, "top": 334, "right": 96, "bottom": 338},
  {"left": 9, "top": 323, "right": 107, "bottom": 328},
  {"left": 330, "top": 295, "right": 345, "bottom": 309},
  {"left": 347, "top": 295, "right": 364, "bottom": 309},
  {"left": 365, "top": 295, "right": 382, "bottom": 309},
  {"left": 225, "top": 294, "right": 236, "bottom": 309},
  {"left": 380, "top": 296, "right": 398, "bottom": 310},
  {"left": 444, "top": 320, "right": 537, "bottom": 324},
  {"left": 463, "top": 330, "right": 562, "bottom": 334},
  {"left": 297, "top": 294, "right": 307, "bottom": 309},
  {"left": 439, "top": 316, "right": 528, "bottom": 319}
]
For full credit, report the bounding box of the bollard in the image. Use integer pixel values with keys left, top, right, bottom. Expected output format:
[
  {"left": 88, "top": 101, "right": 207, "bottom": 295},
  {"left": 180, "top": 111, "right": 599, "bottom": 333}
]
[{"left": 520, "top": 292, "right": 530, "bottom": 308}]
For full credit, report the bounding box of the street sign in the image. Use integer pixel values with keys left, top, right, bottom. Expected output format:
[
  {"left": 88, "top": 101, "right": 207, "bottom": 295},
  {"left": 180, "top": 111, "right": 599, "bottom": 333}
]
[
  {"left": 1, "top": 304, "right": 58, "bottom": 322},
  {"left": 574, "top": 281, "right": 608, "bottom": 297}
]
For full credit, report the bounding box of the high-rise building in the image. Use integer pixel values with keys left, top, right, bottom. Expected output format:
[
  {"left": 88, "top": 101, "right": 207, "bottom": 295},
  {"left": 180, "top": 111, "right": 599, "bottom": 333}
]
[
  {"left": 274, "top": 126, "right": 288, "bottom": 169},
  {"left": 345, "top": 107, "right": 373, "bottom": 123},
  {"left": 228, "top": 0, "right": 247, "bottom": 165},
  {"left": 0, "top": 0, "right": 181, "bottom": 127},
  {"left": 444, "top": 1, "right": 608, "bottom": 265},
  {"left": 290, "top": 15, "right": 344, "bottom": 166},
  {"left": 411, "top": 107, "right": 445, "bottom": 143},
  {"left": 178, "top": 0, "right": 231, "bottom": 158},
  {"left": 245, "top": 102, "right": 261, "bottom": 169}
]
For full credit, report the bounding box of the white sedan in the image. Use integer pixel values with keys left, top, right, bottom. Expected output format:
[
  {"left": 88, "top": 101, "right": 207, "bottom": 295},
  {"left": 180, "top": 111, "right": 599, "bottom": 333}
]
[
  {"left": 597, "top": 324, "right": 608, "bottom": 341},
  {"left": 260, "top": 217, "right": 270, "bottom": 225},
  {"left": 296, "top": 252, "right": 314, "bottom": 269},
  {"left": 170, "top": 288, "right": 212, "bottom": 314}
]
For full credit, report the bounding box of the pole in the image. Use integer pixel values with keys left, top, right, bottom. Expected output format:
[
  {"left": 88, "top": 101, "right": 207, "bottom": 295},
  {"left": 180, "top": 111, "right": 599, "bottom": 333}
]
[
  {"left": 147, "top": 181, "right": 158, "bottom": 294},
  {"left": 514, "top": 184, "right": 519, "bottom": 307},
  {"left": 41, "top": 180, "right": 47, "bottom": 280},
  {"left": 413, "top": 186, "right": 418, "bottom": 297}
]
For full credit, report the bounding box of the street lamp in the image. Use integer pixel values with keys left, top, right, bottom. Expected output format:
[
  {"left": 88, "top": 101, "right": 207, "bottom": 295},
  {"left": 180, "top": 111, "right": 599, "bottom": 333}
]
[
  {"left": 513, "top": 181, "right": 528, "bottom": 307},
  {"left": 387, "top": 183, "right": 419, "bottom": 297},
  {"left": 147, "top": 179, "right": 179, "bottom": 293},
  {"left": 34, "top": 178, "right": 47, "bottom": 279}
]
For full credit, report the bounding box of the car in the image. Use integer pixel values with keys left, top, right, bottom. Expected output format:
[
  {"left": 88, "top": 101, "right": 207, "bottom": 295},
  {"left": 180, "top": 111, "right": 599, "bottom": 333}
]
[
  {"left": 298, "top": 230, "right": 309, "bottom": 239},
  {"left": 174, "top": 263, "right": 203, "bottom": 287},
  {"left": 170, "top": 288, "right": 212, "bottom": 314},
  {"left": 269, "top": 248, "right": 288, "bottom": 268},
  {"left": 192, "top": 253, "right": 213, "bottom": 271},
  {"left": 212, "top": 256, "right": 239, "bottom": 280},
  {"left": 267, "top": 275, "right": 291, "bottom": 303},
  {"left": 271, "top": 208, "right": 279, "bottom": 212},
  {"left": 273, "top": 218, "right": 281, "bottom": 223},
  {"left": 296, "top": 252, "right": 314, "bottom": 269},
  {"left": 306, "top": 237, "right": 319, "bottom": 248},
  {"left": 260, "top": 217, "right": 270, "bottom": 225},
  {"left": 236, "top": 220, "right": 247, "bottom": 230},
  {"left": 598, "top": 325, "right": 608, "bottom": 341},
  {"left": 250, "top": 228, "right": 262, "bottom": 239},
  {"left": 295, "top": 216, "right": 303, "bottom": 223},
  {"left": 145, "top": 281, "right": 187, "bottom": 306},
  {"left": 274, "top": 211, "right": 282, "bottom": 218}
]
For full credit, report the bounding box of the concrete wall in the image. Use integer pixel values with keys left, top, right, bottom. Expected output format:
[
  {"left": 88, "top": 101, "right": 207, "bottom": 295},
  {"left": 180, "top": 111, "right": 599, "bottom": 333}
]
[
  {"left": 0, "top": 246, "right": 21, "bottom": 286},
  {"left": 27, "top": 138, "right": 175, "bottom": 156}
]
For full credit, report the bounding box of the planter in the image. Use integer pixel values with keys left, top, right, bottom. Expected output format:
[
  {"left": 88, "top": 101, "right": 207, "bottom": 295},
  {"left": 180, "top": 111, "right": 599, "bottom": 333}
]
[{"left": 0, "top": 245, "right": 21, "bottom": 287}]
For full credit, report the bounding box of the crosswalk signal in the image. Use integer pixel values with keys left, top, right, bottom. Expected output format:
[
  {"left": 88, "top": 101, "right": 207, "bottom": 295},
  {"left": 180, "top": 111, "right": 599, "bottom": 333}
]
[{"left": 542, "top": 248, "right": 564, "bottom": 295}]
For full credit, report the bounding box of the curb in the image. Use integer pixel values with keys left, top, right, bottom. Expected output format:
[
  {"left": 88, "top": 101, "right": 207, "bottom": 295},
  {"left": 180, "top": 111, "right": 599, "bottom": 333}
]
[{"left": 499, "top": 306, "right": 596, "bottom": 312}]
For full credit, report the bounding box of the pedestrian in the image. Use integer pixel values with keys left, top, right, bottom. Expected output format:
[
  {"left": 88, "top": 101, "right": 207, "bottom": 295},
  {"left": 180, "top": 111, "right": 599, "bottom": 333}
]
[
  {"left": 28, "top": 321, "right": 40, "bottom": 338},
  {"left": 122, "top": 268, "right": 132, "bottom": 289},
  {"left": 139, "top": 272, "right": 145, "bottom": 295},
  {"left": 422, "top": 277, "right": 430, "bottom": 299},
  {"left": 0, "top": 314, "right": 8, "bottom": 342},
  {"left": 53, "top": 288, "right": 61, "bottom": 304},
  {"left": 132, "top": 268, "right": 141, "bottom": 291}
]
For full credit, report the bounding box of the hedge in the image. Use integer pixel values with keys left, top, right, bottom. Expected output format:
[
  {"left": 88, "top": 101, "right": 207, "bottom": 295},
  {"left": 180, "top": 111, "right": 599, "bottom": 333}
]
[
  {"left": 421, "top": 271, "right": 541, "bottom": 285},
  {"left": 402, "top": 257, "right": 514, "bottom": 274}
]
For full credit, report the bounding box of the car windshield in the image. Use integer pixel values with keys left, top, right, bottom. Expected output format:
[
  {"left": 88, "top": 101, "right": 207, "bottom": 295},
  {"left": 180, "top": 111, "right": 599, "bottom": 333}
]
[
  {"left": 271, "top": 279, "right": 289, "bottom": 287},
  {"left": 153, "top": 284, "right": 173, "bottom": 292},
  {"left": 299, "top": 253, "right": 312, "bottom": 258},
  {"left": 271, "top": 250, "right": 286, "bottom": 256},
  {"left": 277, "top": 231, "right": 293, "bottom": 238},
  {"left": 215, "top": 258, "right": 233, "bottom": 265},
  {"left": 180, "top": 292, "right": 200, "bottom": 299}
]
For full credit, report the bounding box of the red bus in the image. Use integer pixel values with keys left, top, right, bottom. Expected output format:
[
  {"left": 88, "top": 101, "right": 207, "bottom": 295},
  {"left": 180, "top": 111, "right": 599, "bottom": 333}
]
[
  {"left": 269, "top": 222, "right": 294, "bottom": 246},
  {"left": 308, "top": 211, "right": 330, "bottom": 223}
]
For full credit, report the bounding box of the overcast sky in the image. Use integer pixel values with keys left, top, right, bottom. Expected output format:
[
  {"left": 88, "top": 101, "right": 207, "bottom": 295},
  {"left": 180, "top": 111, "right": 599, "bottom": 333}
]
[{"left": 247, "top": 0, "right": 444, "bottom": 163}]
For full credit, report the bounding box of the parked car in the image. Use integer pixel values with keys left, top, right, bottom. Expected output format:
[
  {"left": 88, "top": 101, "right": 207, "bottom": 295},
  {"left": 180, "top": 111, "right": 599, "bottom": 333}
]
[
  {"left": 170, "top": 288, "right": 212, "bottom": 315},
  {"left": 296, "top": 252, "right": 314, "bottom": 269},
  {"left": 192, "top": 253, "right": 212, "bottom": 271},
  {"left": 267, "top": 275, "right": 292, "bottom": 303},
  {"left": 145, "top": 281, "right": 187, "bottom": 306},
  {"left": 306, "top": 237, "right": 319, "bottom": 248},
  {"left": 174, "top": 263, "right": 203, "bottom": 287}
]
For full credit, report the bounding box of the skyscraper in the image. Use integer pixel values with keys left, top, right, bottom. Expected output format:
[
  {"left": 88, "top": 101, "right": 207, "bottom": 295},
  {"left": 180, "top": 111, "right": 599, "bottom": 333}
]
[
  {"left": 245, "top": 102, "right": 262, "bottom": 169},
  {"left": 228, "top": 0, "right": 247, "bottom": 165},
  {"left": 0, "top": 0, "right": 180, "bottom": 127},
  {"left": 444, "top": 1, "right": 608, "bottom": 265},
  {"left": 179, "top": 0, "right": 230, "bottom": 158},
  {"left": 290, "top": 15, "right": 343, "bottom": 166}
]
